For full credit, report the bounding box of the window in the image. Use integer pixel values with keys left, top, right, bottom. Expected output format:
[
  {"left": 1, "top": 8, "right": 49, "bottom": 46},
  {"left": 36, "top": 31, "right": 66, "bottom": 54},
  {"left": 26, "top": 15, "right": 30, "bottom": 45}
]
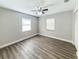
[
  {"left": 46, "top": 18, "right": 55, "bottom": 30},
  {"left": 22, "top": 18, "right": 31, "bottom": 32}
]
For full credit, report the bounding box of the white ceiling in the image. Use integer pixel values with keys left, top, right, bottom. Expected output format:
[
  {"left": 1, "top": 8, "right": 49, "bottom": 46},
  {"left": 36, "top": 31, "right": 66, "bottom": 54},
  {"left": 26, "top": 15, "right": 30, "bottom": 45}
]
[{"left": 0, "top": 0, "right": 77, "bottom": 17}]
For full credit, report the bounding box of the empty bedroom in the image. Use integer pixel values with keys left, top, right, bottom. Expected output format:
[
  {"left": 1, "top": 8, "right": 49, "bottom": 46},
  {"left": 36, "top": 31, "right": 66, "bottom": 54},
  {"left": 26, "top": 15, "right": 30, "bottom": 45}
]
[{"left": 0, "top": 0, "right": 78, "bottom": 59}]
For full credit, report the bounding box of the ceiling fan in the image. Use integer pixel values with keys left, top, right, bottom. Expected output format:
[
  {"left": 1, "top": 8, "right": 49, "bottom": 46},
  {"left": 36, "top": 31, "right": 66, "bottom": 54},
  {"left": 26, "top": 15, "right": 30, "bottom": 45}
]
[
  {"left": 31, "top": 7, "right": 48, "bottom": 15},
  {"left": 31, "top": 0, "right": 69, "bottom": 15}
]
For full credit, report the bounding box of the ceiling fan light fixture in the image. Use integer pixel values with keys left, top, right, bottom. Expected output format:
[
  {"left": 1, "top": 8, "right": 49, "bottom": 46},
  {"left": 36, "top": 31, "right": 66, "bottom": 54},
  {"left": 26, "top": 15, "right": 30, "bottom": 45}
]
[{"left": 37, "top": 11, "right": 42, "bottom": 15}]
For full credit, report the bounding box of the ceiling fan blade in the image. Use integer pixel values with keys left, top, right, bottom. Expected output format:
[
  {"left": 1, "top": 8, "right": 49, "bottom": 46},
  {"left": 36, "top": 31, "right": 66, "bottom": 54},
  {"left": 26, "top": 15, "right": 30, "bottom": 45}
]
[
  {"left": 42, "top": 11, "right": 45, "bottom": 14},
  {"left": 64, "top": 0, "right": 69, "bottom": 3},
  {"left": 43, "top": 9, "right": 48, "bottom": 11},
  {"left": 38, "top": 7, "right": 42, "bottom": 11}
]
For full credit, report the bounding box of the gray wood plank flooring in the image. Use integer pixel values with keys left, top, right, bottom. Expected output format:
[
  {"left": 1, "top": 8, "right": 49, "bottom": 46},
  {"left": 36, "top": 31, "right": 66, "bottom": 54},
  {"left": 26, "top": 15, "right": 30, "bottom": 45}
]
[{"left": 0, "top": 35, "right": 77, "bottom": 59}]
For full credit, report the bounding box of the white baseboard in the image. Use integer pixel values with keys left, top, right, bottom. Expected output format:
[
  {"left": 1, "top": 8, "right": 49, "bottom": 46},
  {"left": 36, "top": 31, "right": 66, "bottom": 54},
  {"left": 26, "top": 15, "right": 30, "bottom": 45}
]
[
  {"left": 39, "top": 33, "right": 74, "bottom": 45},
  {"left": 0, "top": 34, "right": 37, "bottom": 49},
  {"left": 0, "top": 33, "right": 75, "bottom": 49}
]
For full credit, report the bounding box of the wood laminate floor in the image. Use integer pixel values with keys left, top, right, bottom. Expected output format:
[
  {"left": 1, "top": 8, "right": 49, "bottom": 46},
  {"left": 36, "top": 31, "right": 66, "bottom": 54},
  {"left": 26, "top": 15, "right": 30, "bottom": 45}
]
[{"left": 0, "top": 35, "right": 77, "bottom": 59}]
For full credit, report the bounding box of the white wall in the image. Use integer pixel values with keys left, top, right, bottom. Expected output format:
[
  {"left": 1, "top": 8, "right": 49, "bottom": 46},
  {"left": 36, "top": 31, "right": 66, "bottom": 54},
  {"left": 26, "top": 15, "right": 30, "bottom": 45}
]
[
  {"left": 0, "top": 8, "right": 38, "bottom": 46},
  {"left": 39, "top": 11, "right": 74, "bottom": 43}
]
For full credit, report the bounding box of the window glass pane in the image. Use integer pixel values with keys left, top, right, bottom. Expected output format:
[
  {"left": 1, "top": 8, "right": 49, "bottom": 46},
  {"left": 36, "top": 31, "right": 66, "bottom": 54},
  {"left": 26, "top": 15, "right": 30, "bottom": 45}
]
[
  {"left": 22, "top": 26, "right": 31, "bottom": 32},
  {"left": 22, "top": 18, "right": 31, "bottom": 32},
  {"left": 22, "top": 18, "right": 31, "bottom": 25},
  {"left": 46, "top": 18, "right": 55, "bottom": 30}
]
